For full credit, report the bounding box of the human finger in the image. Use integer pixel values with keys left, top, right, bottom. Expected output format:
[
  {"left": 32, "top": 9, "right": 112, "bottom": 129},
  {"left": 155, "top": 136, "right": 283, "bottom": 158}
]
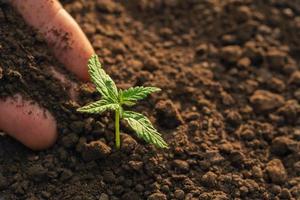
[{"left": 0, "top": 94, "right": 57, "bottom": 150}]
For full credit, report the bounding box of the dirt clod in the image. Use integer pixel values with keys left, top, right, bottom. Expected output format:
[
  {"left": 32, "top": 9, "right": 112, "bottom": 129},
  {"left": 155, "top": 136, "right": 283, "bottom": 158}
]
[
  {"left": 289, "top": 71, "right": 300, "bottom": 85},
  {"left": 60, "top": 169, "right": 73, "bottom": 182},
  {"left": 266, "top": 159, "right": 287, "bottom": 184},
  {"left": 103, "top": 171, "right": 116, "bottom": 183},
  {"left": 277, "top": 100, "right": 300, "bottom": 120},
  {"left": 121, "top": 133, "right": 137, "bottom": 153},
  {"left": 148, "top": 192, "right": 167, "bottom": 200},
  {"left": 250, "top": 90, "right": 285, "bottom": 111},
  {"left": 61, "top": 133, "right": 79, "bottom": 148},
  {"left": 174, "top": 189, "right": 185, "bottom": 199},
  {"left": 173, "top": 159, "right": 189, "bottom": 172},
  {"left": 266, "top": 49, "right": 287, "bottom": 70},
  {"left": 96, "top": 0, "right": 122, "bottom": 13},
  {"left": 271, "top": 136, "right": 294, "bottom": 156},
  {"left": 99, "top": 193, "right": 109, "bottom": 200},
  {"left": 69, "top": 121, "right": 85, "bottom": 134},
  {"left": 81, "top": 140, "right": 111, "bottom": 161},
  {"left": 201, "top": 171, "right": 218, "bottom": 187},
  {"left": 0, "top": 66, "right": 3, "bottom": 79},
  {"left": 128, "top": 160, "right": 143, "bottom": 171},
  {"left": 220, "top": 45, "right": 242, "bottom": 63},
  {"left": 27, "top": 165, "right": 48, "bottom": 182},
  {"left": 155, "top": 100, "right": 183, "bottom": 129},
  {"left": 0, "top": 173, "right": 7, "bottom": 190},
  {"left": 122, "top": 191, "right": 140, "bottom": 200}
]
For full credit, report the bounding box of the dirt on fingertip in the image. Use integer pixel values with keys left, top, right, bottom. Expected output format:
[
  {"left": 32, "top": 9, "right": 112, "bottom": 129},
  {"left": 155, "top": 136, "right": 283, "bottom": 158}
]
[{"left": 1, "top": 0, "right": 300, "bottom": 199}]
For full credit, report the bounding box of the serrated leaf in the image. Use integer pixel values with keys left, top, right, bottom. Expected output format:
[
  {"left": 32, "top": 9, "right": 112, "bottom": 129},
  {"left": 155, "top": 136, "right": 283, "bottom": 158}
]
[
  {"left": 88, "top": 54, "right": 118, "bottom": 102},
  {"left": 123, "top": 111, "right": 168, "bottom": 148},
  {"left": 120, "top": 86, "right": 161, "bottom": 106},
  {"left": 77, "top": 98, "right": 119, "bottom": 114}
]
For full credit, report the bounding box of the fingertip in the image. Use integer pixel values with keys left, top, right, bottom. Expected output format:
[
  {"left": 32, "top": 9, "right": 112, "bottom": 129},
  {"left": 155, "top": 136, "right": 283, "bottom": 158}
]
[
  {"left": 41, "top": 8, "right": 94, "bottom": 81},
  {"left": 0, "top": 95, "right": 57, "bottom": 150},
  {"left": 10, "top": 0, "right": 62, "bottom": 29},
  {"left": 10, "top": 0, "right": 94, "bottom": 81}
]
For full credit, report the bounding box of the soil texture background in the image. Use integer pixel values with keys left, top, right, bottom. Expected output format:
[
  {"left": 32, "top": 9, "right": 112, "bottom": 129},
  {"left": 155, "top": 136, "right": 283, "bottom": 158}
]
[{"left": 1, "top": 0, "right": 300, "bottom": 199}]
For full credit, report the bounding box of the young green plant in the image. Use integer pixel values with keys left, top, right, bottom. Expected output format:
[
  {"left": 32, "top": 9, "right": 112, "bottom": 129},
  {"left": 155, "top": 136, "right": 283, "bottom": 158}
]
[{"left": 77, "top": 55, "right": 168, "bottom": 149}]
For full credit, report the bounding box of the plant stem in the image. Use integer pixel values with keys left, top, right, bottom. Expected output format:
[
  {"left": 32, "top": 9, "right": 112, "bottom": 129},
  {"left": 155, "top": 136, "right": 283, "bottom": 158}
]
[{"left": 115, "top": 109, "right": 120, "bottom": 150}]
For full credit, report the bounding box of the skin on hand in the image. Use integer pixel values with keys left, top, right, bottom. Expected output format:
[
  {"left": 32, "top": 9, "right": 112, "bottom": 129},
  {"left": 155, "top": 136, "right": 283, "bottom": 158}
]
[
  {"left": 0, "top": 95, "right": 57, "bottom": 150},
  {"left": 0, "top": 0, "right": 94, "bottom": 150},
  {"left": 11, "top": 0, "right": 94, "bottom": 81}
]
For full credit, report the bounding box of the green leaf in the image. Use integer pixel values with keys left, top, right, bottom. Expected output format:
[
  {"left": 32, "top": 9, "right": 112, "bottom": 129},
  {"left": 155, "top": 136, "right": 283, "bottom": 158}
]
[
  {"left": 88, "top": 54, "right": 118, "bottom": 102},
  {"left": 77, "top": 98, "right": 119, "bottom": 114},
  {"left": 120, "top": 86, "right": 161, "bottom": 106},
  {"left": 123, "top": 111, "right": 168, "bottom": 148}
]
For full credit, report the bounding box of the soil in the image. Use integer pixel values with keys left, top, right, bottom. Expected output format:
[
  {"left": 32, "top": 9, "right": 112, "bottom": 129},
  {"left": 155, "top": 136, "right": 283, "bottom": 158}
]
[{"left": 1, "top": 0, "right": 300, "bottom": 199}]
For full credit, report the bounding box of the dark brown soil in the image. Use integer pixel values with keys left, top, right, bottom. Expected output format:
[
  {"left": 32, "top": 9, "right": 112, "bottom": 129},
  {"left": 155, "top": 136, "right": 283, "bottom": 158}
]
[{"left": 1, "top": 0, "right": 300, "bottom": 199}]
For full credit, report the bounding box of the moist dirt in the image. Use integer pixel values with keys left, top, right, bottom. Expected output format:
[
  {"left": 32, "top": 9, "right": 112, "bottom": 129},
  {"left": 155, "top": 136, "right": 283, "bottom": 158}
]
[{"left": 1, "top": 0, "right": 300, "bottom": 199}]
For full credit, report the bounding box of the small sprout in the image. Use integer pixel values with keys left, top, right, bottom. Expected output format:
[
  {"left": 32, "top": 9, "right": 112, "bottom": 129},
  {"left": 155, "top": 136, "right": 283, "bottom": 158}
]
[{"left": 77, "top": 55, "right": 168, "bottom": 149}]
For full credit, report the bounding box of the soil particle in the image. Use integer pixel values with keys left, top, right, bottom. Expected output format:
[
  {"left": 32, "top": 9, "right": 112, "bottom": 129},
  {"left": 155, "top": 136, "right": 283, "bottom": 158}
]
[
  {"left": 236, "top": 125, "right": 255, "bottom": 141},
  {"left": 265, "top": 49, "right": 287, "bottom": 70},
  {"left": 244, "top": 41, "right": 264, "bottom": 62},
  {"left": 81, "top": 140, "right": 112, "bottom": 161},
  {"left": 289, "top": 71, "right": 300, "bottom": 85},
  {"left": 155, "top": 100, "right": 184, "bottom": 129},
  {"left": 160, "top": 184, "right": 169, "bottom": 194},
  {"left": 148, "top": 192, "right": 167, "bottom": 200},
  {"left": 121, "top": 133, "right": 137, "bottom": 153},
  {"left": 237, "top": 57, "right": 251, "bottom": 68},
  {"left": 291, "top": 185, "right": 300, "bottom": 198},
  {"left": 76, "top": 137, "right": 87, "bottom": 152},
  {"left": 69, "top": 121, "right": 86, "bottom": 134},
  {"left": 0, "top": 173, "right": 7, "bottom": 190},
  {"left": 201, "top": 171, "right": 218, "bottom": 187},
  {"left": 220, "top": 45, "right": 242, "bottom": 63},
  {"left": 103, "top": 170, "right": 116, "bottom": 183},
  {"left": 279, "top": 188, "right": 293, "bottom": 199},
  {"left": 294, "top": 89, "right": 300, "bottom": 101},
  {"left": 99, "top": 193, "right": 109, "bottom": 200},
  {"left": 41, "top": 191, "right": 51, "bottom": 199},
  {"left": 122, "top": 191, "right": 140, "bottom": 200},
  {"left": 225, "top": 110, "right": 242, "bottom": 125},
  {"left": 265, "top": 159, "right": 287, "bottom": 184},
  {"left": 294, "top": 161, "right": 300, "bottom": 174},
  {"left": 276, "top": 100, "right": 300, "bottom": 120},
  {"left": 59, "top": 169, "right": 73, "bottom": 182},
  {"left": 135, "top": 184, "right": 144, "bottom": 192},
  {"left": 142, "top": 59, "right": 157, "bottom": 72},
  {"left": 172, "top": 159, "right": 190, "bottom": 172},
  {"left": 174, "top": 189, "right": 185, "bottom": 200},
  {"left": 128, "top": 160, "right": 143, "bottom": 171},
  {"left": 110, "top": 42, "right": 126, "bottom": 54},
  {"left": 195, "top": 43, "right": 208, "bottom": 56},
  {"left": 127, "top": 58, "right": 143, "bottom": 70},
  {"left": 271, "top": 136, "right": 294, "bottom": 156},
  {"left": 268, "top": 77, "right": 286, "bottom": 93},
  {"left": 252, "top": 166, "right": 263, "bottom": 179},
  {"left": 237, "top": 6, "right": 252, "bottom": 22},
  {"left": 96, "top": 0, "right": 122, "bottom": 13},
  {"left": 27, "top": 164, "right": 48, "bottom": 182},
  {"left": 61, "top": 133, "right": 79, "bottom": 148},
  {"left": 250, "top": 90, "right": 285, "bottom": 111},
  {"left": 0, "top": 66, "right": 2, "bottom": 79}
]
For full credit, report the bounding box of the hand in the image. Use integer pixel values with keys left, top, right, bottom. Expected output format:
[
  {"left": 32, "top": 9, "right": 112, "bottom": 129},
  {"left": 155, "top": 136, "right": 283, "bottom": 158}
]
[{"left": 0, "top": 0, "right": 94, "bottom": 150}]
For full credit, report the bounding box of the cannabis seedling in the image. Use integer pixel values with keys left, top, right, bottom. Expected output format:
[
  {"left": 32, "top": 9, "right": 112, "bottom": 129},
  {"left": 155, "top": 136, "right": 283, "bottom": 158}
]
[{"left": 77, "top": 55, "right": 168, "bottom": 149}]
